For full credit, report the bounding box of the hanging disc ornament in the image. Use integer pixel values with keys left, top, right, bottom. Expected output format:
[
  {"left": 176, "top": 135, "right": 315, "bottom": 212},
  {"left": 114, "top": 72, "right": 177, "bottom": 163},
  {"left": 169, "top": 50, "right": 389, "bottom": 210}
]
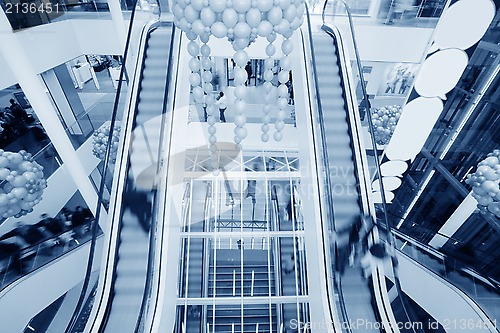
[
  {"left": 92, "top": 123, "right": 121, "bottom": 164},
  {"left": 0, "top": 150, "right": 47, "bottom": 218},
  {"left": 465, "top": 149, "right": 500, "bottom": 218}
]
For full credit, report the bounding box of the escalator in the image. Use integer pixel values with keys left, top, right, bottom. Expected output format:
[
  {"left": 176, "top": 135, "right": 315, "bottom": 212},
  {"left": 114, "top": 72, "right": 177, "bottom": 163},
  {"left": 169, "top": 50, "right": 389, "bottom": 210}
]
[
  {"left": 99, "top": 23, "right": 174, "bottom": 333},
  {"left": 63, "top": 5, "right": 179, "bottom": 331},
  {"left": 311, "top": 30, "right": 381, "bottom": 331},
  {"left": 307, "top": 2, "right": 500, "bottom": 333}
]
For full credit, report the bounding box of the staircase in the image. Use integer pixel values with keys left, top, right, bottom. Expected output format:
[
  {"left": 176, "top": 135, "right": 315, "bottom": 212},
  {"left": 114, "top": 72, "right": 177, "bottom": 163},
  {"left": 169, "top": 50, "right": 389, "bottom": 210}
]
[
  {"left": 311, "top": 31, "right": 380, "bottom": 331},
  {"left": 206, "top": 304, "right": 277, "bottom": 333},
  {"left": 103, "top": 24, "right": 173, "bottom": 332},
  {"left": 208, "top": 250, "right": 275, "bottom": 297}
]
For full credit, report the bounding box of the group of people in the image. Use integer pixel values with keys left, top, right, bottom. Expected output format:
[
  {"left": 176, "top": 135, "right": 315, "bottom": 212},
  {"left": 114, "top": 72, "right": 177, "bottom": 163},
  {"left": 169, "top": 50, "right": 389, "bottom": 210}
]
[
  {"left": 0, "top": 98, "right": 46, "bottom": 148},
  {"left": 0, "top": 205, "right": 93, "bottom": 274},
  {"left": 202, "top": 91, "right": 227, "bottom": 123}
]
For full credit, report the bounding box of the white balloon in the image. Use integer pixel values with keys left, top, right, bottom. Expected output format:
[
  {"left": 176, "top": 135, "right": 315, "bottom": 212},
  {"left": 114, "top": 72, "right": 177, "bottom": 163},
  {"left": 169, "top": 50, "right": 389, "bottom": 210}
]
[
  {"left": 232, "top": 0, "right": 251, "bottom": 13},
  {"left": 209, "top": 0, "right": 226, "bottom": 13},
  {"left": 280, "top": 57, "right": 291, "bottom": 71},
  {"left": 234, "top": 85, "right": 247, "bottom": 99},
  {"left": 278, "top": 84, "right": 288, "bottom": 97},
  {"left": 173, "top": 4, "right": 184, "bottom": 19},
  {"left": 234, "top": 50, "right": 249, "bottom": 66},
  {"left": 235, "top": 127, "right": 247, "bottom": 139},
  {"left": 184, "top": 5, "right": 199, "bottom": 23},
  {"left": 234, "top": 22, "right": 251, "bottom": 39},
  {"left": 263, "top": 81, "right": 273, "bottom": 91},
  {"left": 222, "top": 8, "right": 238, "bottom": 28},
  {"left": 234, "top": 114, "right": 247, "bottom": 127},
  {"left": 209, "top": 135, "right": 217, "bottom": 144},
  {"left": 211, "top": 21, "right": 228, "bottom": 38},
  {"left": 261, "top": 133, "right": 270, "bottom": 142},
  {"left": 201, "top": 7, "right": 216, "bottom": 27},
  {"left": 235, "top": 99, "right": 246, "bottom": 113},
  {"left": 278, "top": 70, "right": 289, "bottom": 83},
  {"left": 277, "top": 19, "right": 290, "bottom": 35},
  {"left": 283, "top": 5, "right": 297, "bottom": 22},
  {"left": 275, "top": 120, "right": 285, "bottom": 131},
  {"left": 190, "top": 72, "right": 201, "bottom": 86},
  {"left": 257, "top": 0, "right": 273, "bottom": 12},
  {"left": 233, "top": 38, "right": 250, "bottom": 50},
  {"left": 208, "top": 125, "right": 217, "bottom": 135},
  {"left": 277, "top": 97, "right": 288, "bottom": 109},
  {"left": 261, "top": 123, "right": 270, "bottom": 132},
  {"left": 267, "top": 7, "right": 283, "bottom": 26},
  {"left": 264, "top": 69, "right": 274, "bottom": 81},
  {"left": 189, "top": 57, "right": 201, "bottom": 71},
  {"left": 246, "top": 8, "right": 262, "bottom": 28},
  {"left": 202, "top": 70, "right": 213, "bottom": 83},
  {"left": 265, "top": 43, "right": 275, "bottom": 56},
  {"left": 274, "top": 131, "right": 283, "bottom": 141},
  {"left": 279, "top": 0, "right": 291, "bottom": 10},
  {"left": 281, "top": 39, "right": 293, "bottom": 55},
  {"left": 200, "top": 44, "right": 211, "bottom": 57},
  {"left": 263, "top": 114, "right": 271, "bottom": 123},
  {"left": 192, "top": 19, "right": 206, "bottom": 36},
  {"left": 264, "top": 57, "right": 274, "bottom": 69},
  {"left": 187, "top": 41, "right": 200, "bottom": 57},
  {"left": 190, "top": 0, "right": 204, "bottom": 11},
  {"left": 234, "top": 67, "right": 247, "bottom": 84},
  {"left": 277, "top": 109, "right": 287, "bottom": 120}
]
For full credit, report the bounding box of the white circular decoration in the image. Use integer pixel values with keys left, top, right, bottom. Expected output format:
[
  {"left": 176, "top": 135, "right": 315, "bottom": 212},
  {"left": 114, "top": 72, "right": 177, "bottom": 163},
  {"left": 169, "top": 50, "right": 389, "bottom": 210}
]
[
  {"left": 381, "top": 160, "right": 408, "bottom": 177},
  {"left": 386, "top": 97, "right": 443, "bottom": 161},
  {"left": 433, "top": 0, "right": 496, "bottom": 51},
  {"left": 371, "top": 191, "right": 395, "bottom": 204},
  {"left": 414, "top": 48, "right": 468, "bottom": 99},
  {"left": 372, "top": 177, "right": 402, "bottom": 192}
]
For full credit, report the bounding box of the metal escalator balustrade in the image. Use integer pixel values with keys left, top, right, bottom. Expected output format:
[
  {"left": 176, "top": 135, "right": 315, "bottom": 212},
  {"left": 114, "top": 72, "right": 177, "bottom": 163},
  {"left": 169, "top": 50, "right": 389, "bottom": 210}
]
[{"left": 392, "top": 229, "right": 500, "bottom": 329}]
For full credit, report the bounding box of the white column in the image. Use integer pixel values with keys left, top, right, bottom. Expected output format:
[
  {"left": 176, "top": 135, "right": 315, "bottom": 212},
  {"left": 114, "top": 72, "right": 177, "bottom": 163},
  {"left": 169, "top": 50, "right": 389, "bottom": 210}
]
[
  {"left": 428, "top": 193, "right": 477, "bottom": 248},
  {"left": 0, "top": 10, "right": 98, "bottom": 213},
  {"left": 106, "top": 0, "right": 127, "bottom": 50}
]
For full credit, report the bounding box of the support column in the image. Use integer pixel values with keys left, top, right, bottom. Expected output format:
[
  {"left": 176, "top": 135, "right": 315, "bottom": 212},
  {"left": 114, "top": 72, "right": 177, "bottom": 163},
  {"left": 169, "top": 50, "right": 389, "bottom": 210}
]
[
  {"left": 0, "top": 10, "right": 98, "bottom": 213},
  {"left": 106, "top": 0, "right": 127, "bottom": 51},
  {"left": 429, "top": 193, "right": 476, "bottom": 248}
]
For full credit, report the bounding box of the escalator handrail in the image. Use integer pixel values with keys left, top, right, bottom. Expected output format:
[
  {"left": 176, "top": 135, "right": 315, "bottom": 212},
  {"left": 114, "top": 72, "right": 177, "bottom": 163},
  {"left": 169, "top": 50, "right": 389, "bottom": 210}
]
[
  {"left": 63, "top": 2, "right": 151, "bottom": 331},
  {"left": 392, "top": 229, "right": 500, "bottom": 290},
  {"left": 140, "top": 26, "right": 184, "bottom": 333},
  {"left": 321, "top": 3, "right": 427, "bottom": 333},
  {"left": 301, "top": 8, "right": 343, "bottom": 332},
  {"left": 135, "top": 22, "right": 177, "bottom": 333}
]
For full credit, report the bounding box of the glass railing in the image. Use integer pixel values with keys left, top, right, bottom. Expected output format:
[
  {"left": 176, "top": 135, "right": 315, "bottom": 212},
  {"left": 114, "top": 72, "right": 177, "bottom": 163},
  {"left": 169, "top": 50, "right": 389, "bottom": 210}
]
[
  {"left": 0, "top": 218, "right": 101, "bottom": 290},
  {"left": 320, "top": 0, "right": 447, "bottom": 29},
  {"left": 392, "top": 229, "right": 500, "bottom": 324},
  {"left": 1, "top": 0, "right": 158, "bottom": 31},
  {"left": 59, "top": 0, "right": 163, "bottom": 331}
]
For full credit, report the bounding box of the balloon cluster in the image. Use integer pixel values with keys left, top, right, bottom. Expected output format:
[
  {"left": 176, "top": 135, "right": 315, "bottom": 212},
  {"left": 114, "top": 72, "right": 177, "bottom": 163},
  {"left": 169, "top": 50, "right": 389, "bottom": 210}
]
[
  {"left": 173, "top": 0, "right": 305, "bottom": 150},
  {"left": 0, "top": 150, "right": 47, "bottom": 219},
  {"left": 370, "top": 105, "right": 402, "bottom": 145},
  {"left": 465, "top": 149, "right": 500, "bottom": 218},
  {"left": 92, "top": 124, "right": 121, "bottom": 164},
  {"left": 172, "top": 0, "right": 305, "bottom": 48}
]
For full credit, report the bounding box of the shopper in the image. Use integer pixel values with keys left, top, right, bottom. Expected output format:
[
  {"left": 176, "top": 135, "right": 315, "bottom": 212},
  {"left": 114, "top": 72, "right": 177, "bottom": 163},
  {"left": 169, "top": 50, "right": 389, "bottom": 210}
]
[{"left": 216, "top": 92, "right": 227, "bottom": 123}]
